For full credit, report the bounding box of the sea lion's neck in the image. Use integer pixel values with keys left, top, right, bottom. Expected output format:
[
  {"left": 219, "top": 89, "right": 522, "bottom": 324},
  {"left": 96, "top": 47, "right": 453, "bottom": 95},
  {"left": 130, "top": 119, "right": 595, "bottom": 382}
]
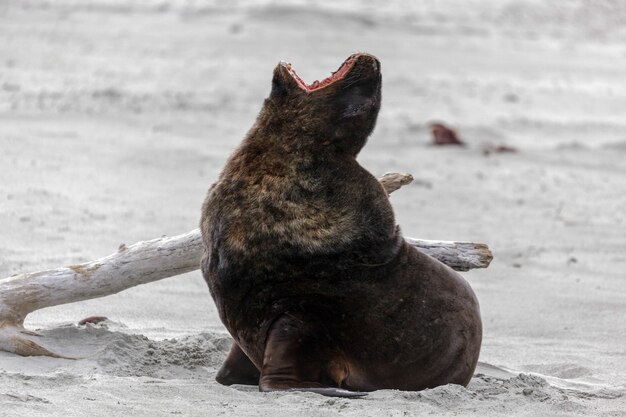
[
  {"left": 245, "top": 101, "right": 368, "bottom": 158},
  {"left": 213, "top": 104, "right": 396, "bottom": 263}
]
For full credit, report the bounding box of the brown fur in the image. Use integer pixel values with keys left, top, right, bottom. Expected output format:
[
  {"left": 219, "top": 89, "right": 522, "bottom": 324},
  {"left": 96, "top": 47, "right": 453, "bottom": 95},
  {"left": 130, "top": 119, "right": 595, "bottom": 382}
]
[{"left": 200, "top": 54, "right": 482, "bottom": 396}]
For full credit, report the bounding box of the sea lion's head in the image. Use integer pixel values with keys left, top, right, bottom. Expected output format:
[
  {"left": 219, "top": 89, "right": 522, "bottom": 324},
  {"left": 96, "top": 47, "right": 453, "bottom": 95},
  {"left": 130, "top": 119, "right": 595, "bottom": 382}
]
[{"left": 262, "top": 53, "right": 382, "bottom": 156}]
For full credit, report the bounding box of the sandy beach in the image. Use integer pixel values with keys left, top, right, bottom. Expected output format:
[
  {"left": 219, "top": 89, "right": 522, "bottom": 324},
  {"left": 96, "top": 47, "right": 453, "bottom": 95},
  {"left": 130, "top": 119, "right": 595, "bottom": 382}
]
[{"left": 1, "top": 1, "right": 625, "bottom": 415}]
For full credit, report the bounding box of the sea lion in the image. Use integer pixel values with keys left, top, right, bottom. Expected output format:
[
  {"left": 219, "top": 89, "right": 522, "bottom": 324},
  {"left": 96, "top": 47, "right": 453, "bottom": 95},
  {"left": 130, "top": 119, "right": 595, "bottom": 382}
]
[{"left": 200, "top": 53, "right": 482, "bottom": 397}]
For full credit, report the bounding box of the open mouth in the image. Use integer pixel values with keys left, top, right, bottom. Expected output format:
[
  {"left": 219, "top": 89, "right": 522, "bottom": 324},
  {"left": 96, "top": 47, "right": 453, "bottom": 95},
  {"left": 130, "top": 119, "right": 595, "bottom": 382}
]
[{"left": 281, "top": 55, "right": 358, "bottom": 93}]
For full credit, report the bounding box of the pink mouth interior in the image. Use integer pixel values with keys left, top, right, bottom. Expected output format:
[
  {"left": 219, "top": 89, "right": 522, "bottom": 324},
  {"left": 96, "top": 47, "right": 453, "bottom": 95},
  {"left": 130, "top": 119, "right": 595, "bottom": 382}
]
[{"left": 284, "top": 56, "right": 357, "bottom": 92}]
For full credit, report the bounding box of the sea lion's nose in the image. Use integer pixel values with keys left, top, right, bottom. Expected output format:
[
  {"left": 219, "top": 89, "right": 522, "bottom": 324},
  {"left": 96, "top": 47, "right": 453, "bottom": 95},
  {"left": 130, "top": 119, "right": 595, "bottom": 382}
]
[{"left": 353, "top": 53, "right": 381, "bottom": 73}]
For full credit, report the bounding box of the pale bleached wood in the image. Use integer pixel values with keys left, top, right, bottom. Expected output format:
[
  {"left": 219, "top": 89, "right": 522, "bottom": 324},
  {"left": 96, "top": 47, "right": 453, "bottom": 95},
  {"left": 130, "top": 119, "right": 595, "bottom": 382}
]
[
  {"left": 0, "top": 173, "right": 493, "bottom": 357},
  {"left": 405, "top": 238, "right": 493, "bottom": 271},
  {"left": 379, "top": 172, "right": 414, "bottom": 195},
  {"left": 0, "top": 230, "right": 203, "bottom": 358}
]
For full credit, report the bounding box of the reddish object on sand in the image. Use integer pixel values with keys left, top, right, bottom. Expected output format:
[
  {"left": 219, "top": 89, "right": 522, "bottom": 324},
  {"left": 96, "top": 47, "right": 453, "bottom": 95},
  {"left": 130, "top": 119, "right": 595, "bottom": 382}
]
[
  {"left": 482, "top": 144, "right": 518, "bottom": 156},
  {"left": 430, "top": 123, "right": 465, "bottom": 146}
]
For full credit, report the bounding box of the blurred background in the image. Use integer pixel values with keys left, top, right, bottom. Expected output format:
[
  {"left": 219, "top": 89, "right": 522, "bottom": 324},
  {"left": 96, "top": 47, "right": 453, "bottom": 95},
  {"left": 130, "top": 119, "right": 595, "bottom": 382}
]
[{"left": 1, "top": 0, "right": 625, "bottom": 397}]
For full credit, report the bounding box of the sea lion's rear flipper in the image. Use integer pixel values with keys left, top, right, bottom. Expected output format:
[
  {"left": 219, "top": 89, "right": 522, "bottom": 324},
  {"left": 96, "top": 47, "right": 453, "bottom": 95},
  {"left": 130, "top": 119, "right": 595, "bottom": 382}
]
[
  {"left": 259, "top": 313, "right": 367, "bottom": 398},
  {"left": 216, "top": 342, "right": 260, "bottom": 386}
]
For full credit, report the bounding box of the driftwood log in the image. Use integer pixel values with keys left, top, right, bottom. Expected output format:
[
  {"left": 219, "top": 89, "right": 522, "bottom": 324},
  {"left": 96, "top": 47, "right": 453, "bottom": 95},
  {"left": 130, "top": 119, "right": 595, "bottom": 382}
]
[{"left": 0, "top": 173, "right": 492, "bottom": 358}]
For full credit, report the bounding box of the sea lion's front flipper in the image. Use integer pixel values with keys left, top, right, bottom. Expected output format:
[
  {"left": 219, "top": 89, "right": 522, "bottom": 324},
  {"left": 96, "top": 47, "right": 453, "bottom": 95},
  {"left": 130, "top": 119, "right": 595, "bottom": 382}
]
[
  {"left": 216, "top": 342, "right": 261, "bottom": 386},
  {"left": 259, "top": 313, "right": 367, "bottom": 398}
]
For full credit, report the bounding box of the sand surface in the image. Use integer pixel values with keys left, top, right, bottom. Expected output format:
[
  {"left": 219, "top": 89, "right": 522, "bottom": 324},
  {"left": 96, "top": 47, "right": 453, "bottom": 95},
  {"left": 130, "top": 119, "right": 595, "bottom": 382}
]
[{"left": 1, "top": 0, "right": 625, "bottom": 415}]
